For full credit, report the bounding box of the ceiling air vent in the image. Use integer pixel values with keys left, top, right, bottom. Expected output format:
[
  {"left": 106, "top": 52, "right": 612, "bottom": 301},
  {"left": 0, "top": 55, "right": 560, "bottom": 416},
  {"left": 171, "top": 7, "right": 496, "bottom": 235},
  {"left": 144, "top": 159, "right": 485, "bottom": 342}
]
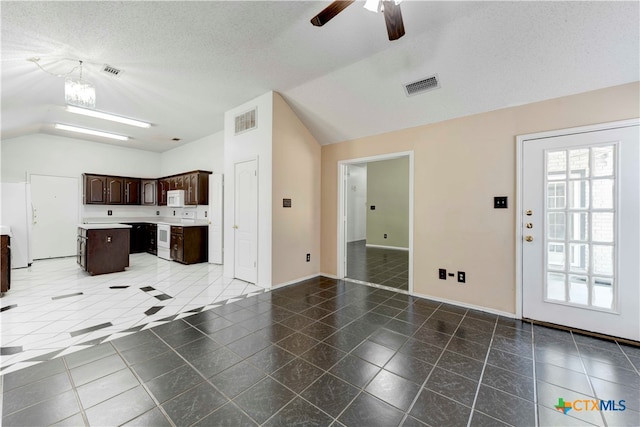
[
  {"left": 102, "top": 64, "right": 123, "bottom": 77},
  {"left": 403, "top": 74, "right": 440, "bottom": 97},
  {"left": 235, "top": 107, "right": 257, "bottom": 135}
]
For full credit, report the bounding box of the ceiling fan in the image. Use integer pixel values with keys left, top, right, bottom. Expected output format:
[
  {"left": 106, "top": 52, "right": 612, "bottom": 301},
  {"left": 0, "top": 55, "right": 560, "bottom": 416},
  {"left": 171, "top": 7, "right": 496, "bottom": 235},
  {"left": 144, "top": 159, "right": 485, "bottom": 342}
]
[{"left": 311, "top": 0, "right": 405, "bottom": 41}]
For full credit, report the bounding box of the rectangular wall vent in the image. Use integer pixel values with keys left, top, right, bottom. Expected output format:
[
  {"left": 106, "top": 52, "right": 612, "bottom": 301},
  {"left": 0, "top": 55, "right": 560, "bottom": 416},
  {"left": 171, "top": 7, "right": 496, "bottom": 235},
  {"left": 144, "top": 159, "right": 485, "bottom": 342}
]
[
  {"left": 102, "top": 64, "right": 123, "bottom": 77},
  {"left": 235, "top": 107, "right": 257, "bottom": 135},
  {"left": 403, "top": 74, "right": 440, "bottom": 97}
]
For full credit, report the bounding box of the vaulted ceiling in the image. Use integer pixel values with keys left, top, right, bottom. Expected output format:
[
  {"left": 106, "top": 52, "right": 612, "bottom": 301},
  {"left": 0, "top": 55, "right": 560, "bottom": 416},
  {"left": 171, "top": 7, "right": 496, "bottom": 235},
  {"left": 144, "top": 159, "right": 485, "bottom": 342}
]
[{"left": 2, "top": 1, "right": 638, "bottom": 152}]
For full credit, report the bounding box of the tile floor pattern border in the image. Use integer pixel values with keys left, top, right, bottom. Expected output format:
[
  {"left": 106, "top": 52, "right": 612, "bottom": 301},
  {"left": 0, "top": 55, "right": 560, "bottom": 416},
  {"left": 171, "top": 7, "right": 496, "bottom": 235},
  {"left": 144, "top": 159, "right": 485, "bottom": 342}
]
[
  {"left": 2, "top": 276, "right": 639, "bottom": 426},
  {"left": 0, "top": 254, "right": 265, "bottom": 373}
]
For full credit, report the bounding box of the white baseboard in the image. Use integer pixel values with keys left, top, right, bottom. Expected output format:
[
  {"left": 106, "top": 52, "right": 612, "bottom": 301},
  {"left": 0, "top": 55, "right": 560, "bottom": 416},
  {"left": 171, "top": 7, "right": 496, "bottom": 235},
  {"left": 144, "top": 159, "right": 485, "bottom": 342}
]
[
  {"left": 271, "top": 274, "right": 321, "bottom": 290},
  {"left": 414, "top": 292, "right": 516, "bottom": 318},
  {"left": 364, "top": 244, "right": 409, "bottom": 251}
]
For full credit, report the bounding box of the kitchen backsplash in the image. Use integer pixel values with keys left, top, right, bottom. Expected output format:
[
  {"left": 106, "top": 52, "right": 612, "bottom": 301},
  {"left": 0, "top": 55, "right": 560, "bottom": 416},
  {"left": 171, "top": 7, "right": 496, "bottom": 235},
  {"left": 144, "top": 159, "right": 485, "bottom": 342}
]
[{"left": 82, "top": 204, "right": 211, "bottom": 220}]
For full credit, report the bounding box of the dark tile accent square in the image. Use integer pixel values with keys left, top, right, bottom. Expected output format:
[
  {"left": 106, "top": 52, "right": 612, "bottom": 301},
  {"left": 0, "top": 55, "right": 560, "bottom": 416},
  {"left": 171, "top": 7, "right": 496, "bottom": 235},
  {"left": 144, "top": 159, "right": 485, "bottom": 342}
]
[
  {"left": 246, "top": 345, "right": 296, "bottom": 374},
  {"left": 301, "top": 374, "right": 360, "bottom": 417},
  {"left": 234, "top": 377, "right": 296, "bottom": 424},
  {"left": 85, "top": 385, "right": 156, "bottom": 426},
  {"left": 425, "top": 367, "right": 478, "bottom": 407},
  {"left": 140, "top": 286, "right": 155, "bottom": 292},
  {"left": 145, "top": 364, "right": 205, "bottom": 403},
  {"left": 272, "top": 358, "right": 324, "bottom": 393},
  {"left": 154, "top": 294, "right": 172, "bottom": 301},
  {"left": 1, "top": 304, "right": 18, "bottom": 312},
  {"left": 193, "top": 402, "right": 258, "bottom": 427},
  {"left": 51, "top": 292, "right": 83, "bottom": 300},
  {"left": 191, "top": 347, "right": 243, "bottom": 379},
  {"left": 329, "top": 354, "right": 380, "bottom": 388},
  {"left": 352, "top": 340, "right": 395, "bottom": 367},
  {"left": 211, "top": 360, "right": 266, "bottom": 398},
  {"left": 0, "top": 346, "right": 23, "bottom": 355},
  {"left": 300, "top": 342, "right": 346, "bottom": 370},
  {"left": 109, "top": 285, "right": 130, "bottom": 289},
  {"left": 162, "top": 381, "right": 229, "bottom": 426},
  {"left": 384, "top": 352, "right": 433, "bottom": 385},
  {"left": 474, "top": 385, "right": 535, "bottom": 426},
  {"left": 339, "top": 392, "right": 404, "bottom": 427},
  {"left": 409, "top": 389, "right": 471, "bottom": 427},
  {"left": 70, "top": 322, "right": 113, "bottom": 337},
  {"left": 481, "top": 364, "right": 534, "bottom": 401},
  {"left": 76, "top": 368, "right": 140, "bottom": 409},
  {"left": 1, "top": 389, "right": 80, "bottom": 427},
  {"left": 277, "top": 332, "right": 320, "bottom": 356},
  {"left": 365, "top": 369, "right": 420, "bottom": 411},
  {"left": 144, "top": 306, "right": 163, "bottom": 316}
]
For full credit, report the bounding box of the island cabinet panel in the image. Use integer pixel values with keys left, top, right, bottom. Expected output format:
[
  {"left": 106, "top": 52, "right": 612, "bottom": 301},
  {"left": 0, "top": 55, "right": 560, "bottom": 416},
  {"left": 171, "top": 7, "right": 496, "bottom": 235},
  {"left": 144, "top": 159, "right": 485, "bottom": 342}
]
[
  {"left": 170, "top": 225, "right": 207, "bottom": 264},
  {"left": 124, "top": 178, "right": 141, "bottom": 205},
  {"left": 84, "top": 174, "right": 107, "bottom": 204},
  {"left": 77, "top": 227, "right": 130, "bottom": 275},
  {"left": 1, "top": 235, "right": 10, "bottom": 293}
]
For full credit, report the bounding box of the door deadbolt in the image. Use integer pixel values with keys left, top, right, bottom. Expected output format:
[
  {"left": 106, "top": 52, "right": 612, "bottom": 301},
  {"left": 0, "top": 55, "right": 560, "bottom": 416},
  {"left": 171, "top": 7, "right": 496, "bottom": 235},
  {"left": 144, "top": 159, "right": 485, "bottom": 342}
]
[
  {"left": 525, "top": 209, "right": 533, "bottom": 216},
  {"left": 525, "top": 235, "right": 533, "bottom": 242}
]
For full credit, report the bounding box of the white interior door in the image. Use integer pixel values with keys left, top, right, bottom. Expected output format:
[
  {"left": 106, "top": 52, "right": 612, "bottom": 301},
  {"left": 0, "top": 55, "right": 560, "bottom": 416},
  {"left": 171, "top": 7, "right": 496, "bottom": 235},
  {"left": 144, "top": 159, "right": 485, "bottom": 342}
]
[
  {"left": 234, "top": 160, "right": 257, "bottom": 283},
  {"left": 208, "top": 173, "right": 224, "bottom": 264},
  {"left": 522, "top": 125, "right": 639, "bottom": 340},
  {"left": 31, "top": 175, "right": 79, "bottom": 259}
]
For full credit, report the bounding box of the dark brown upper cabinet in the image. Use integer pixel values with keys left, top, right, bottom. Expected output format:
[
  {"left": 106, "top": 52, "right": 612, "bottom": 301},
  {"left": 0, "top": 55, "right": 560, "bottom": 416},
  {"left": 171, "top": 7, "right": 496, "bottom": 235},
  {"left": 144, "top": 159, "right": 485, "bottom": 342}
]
[
  {"left": 141, "top": 180, "right": 157, "bottom": 205},
  {"left": 84, "top": 174, "right": 107, "bottom": 204},
  {"left": 106, "top": 176, "right": 124, "bottom": 204},
  {"left": 124, "top": 178, "right": 141, "bottom": 205}
]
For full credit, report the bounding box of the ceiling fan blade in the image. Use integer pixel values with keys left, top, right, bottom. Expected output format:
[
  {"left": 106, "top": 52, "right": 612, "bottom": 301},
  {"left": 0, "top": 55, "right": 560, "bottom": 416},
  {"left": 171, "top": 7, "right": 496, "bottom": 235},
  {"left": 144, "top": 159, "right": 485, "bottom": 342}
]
[
  {"left": 310, "top": 0, "right": 355, "bottom": 27},
  {"left": 382, "top": 1, "right": 405, "bottom": 40}
]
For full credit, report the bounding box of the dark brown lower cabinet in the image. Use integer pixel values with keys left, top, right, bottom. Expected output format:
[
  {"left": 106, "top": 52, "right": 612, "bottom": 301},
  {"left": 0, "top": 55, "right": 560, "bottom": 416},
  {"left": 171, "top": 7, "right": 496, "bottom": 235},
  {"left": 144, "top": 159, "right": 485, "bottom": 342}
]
[
  {"left": 77, "top": 227, "right": 130, "bottom": 275},
  {"left": 126, "top": 223, "right": 147, "bottom": 254},
  {"left": 147, "top": 223, "right": 157, "bottom": 255},
  {"left": 1, "top": 235, "right": 10, "bottom": 293},
  {"left": 170, "top": 226, "right": 207, "bottom": 264}
]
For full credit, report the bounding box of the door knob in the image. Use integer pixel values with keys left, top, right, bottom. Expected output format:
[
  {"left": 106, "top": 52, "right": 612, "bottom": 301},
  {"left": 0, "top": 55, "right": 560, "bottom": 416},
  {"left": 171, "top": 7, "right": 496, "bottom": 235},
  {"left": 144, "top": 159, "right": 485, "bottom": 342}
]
[
  {"left": 525, "top": 235, "right": 533, "bottom": 242},
  {"left": 233, "top": 225, "right": 239, "bottom": 229},
  {"left": 525, "top": 223, "right": 533, "bottom": 229},
  {"left": 525, "top": 209, "right": 533, "bottom": 216}
]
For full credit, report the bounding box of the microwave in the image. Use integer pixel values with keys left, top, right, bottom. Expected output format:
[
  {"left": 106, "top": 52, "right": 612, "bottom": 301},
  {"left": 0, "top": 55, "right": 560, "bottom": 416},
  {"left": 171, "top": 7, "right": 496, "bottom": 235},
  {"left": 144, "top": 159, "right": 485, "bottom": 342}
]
[{"left": 167, "top": 190, "right": 185, "bottom": 207}]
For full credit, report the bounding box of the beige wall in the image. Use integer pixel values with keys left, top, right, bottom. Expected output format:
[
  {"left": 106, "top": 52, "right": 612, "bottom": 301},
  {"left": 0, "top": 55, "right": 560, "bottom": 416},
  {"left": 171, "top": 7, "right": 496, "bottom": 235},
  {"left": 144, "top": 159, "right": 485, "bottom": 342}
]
[
  {"left": 321, "top": 82, "right": 640, "bottom": 314},
  {"left": 272, "top": 93, "right": 322, "bottom": 285},
  {"left": 366, "top": 157, "right": 409, "bottom": 248}
]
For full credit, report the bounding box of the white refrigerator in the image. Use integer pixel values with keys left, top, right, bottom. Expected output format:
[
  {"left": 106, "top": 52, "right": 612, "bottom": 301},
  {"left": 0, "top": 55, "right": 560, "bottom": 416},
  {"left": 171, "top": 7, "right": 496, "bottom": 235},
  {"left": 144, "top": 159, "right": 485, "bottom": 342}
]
[{"left": 1, "top": 182, "right": 33, "bottom": 268}]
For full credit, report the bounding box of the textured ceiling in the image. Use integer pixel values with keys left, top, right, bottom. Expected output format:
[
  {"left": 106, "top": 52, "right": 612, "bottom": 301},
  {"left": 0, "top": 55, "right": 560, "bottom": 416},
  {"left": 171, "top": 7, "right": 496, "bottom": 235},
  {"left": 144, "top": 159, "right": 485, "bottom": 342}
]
[{"left": 2, "top": 1, "right": 638, "bottom": 152}]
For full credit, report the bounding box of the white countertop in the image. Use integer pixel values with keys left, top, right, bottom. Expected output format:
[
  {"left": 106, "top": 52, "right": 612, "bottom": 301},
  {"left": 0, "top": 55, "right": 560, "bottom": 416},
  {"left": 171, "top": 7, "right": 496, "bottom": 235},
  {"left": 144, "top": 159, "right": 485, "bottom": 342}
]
[
  {"left": 82, "top": 217, "right": 209, "bottom": 227},
  {"left": 78, "top": 223, "right": 133, "bottom": 230},
  {"left": 0, "top": 225, "right": 12, "bottom": 237}
]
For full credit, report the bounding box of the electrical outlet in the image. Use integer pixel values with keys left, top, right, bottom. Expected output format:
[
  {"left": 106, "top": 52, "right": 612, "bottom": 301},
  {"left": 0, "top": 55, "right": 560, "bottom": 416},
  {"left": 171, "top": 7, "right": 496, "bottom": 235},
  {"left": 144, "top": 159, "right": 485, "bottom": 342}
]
[
  {"left": 457, "top": 271, "right": 466, "bottom": 283},
  {"left": 107, "top": 210, "right": 112, "bottom": 216},
  {"left": 204, "top": 211, "right": 208, "bottom": 217},
  {"left": 173, "top": 210, "right": 176, "bottom": 216},
  {"left": 384, "top": 233, "right": 387, "bottom": 239},
  {"left": 438, "top": 268, "right": 446, "bottom": 280},
  {"left": 494, "top": 196, "right": 508, "bottom": 209},
  {"left": 306, "top": 253, "right": 311, "bottom": 262},
  {"left": 156, "top": 211, "right": 160, "bottom": 216}
]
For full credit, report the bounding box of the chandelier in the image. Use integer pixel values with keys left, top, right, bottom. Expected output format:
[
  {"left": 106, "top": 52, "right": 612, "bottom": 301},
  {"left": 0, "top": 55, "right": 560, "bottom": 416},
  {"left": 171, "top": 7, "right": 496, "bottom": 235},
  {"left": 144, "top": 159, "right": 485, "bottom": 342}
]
[{"left": 64, "top": 60, "right": 95, "bottom": 109}]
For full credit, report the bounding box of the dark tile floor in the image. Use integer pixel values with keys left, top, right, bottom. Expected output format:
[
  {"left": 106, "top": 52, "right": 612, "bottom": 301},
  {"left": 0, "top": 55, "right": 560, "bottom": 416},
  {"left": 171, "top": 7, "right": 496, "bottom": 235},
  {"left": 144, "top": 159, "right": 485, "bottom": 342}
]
[
  {"left": 2, "top": 277, "right": 639, "bottom": 426},
  {"left": 347, "top": 240, "right": 408, "bottom": 290}
]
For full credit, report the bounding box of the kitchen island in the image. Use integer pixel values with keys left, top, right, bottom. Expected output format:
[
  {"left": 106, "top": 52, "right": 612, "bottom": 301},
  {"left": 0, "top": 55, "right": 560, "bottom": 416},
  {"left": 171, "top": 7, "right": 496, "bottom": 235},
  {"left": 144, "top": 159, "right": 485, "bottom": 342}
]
[{"left": 77, "top": 224, "right": 131, "bottom": 275}]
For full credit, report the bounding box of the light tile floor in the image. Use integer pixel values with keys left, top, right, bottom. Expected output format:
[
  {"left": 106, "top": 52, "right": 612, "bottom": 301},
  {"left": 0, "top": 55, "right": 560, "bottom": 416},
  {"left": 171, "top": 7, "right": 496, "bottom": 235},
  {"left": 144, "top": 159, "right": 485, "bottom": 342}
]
[{"left": 0, "top": 254, "right": 263, "bottom": 374}]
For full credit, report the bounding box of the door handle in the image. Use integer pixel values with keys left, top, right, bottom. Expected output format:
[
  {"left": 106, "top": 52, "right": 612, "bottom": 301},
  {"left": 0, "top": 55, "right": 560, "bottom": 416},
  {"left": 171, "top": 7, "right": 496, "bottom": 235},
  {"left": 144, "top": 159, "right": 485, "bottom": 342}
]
[
  {"left": 233, "top": 225, "right": 239, "bottom": 229},
  {"left": 525, "top": 235, "right": 533, "bottom": 242}
]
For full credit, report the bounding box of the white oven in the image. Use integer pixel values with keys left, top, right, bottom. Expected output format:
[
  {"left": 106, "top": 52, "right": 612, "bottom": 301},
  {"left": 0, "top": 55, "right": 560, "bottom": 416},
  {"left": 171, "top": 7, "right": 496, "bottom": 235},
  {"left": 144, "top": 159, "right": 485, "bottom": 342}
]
[{"left": 157, "top": 223, "right": 171, "bottom": 260}]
